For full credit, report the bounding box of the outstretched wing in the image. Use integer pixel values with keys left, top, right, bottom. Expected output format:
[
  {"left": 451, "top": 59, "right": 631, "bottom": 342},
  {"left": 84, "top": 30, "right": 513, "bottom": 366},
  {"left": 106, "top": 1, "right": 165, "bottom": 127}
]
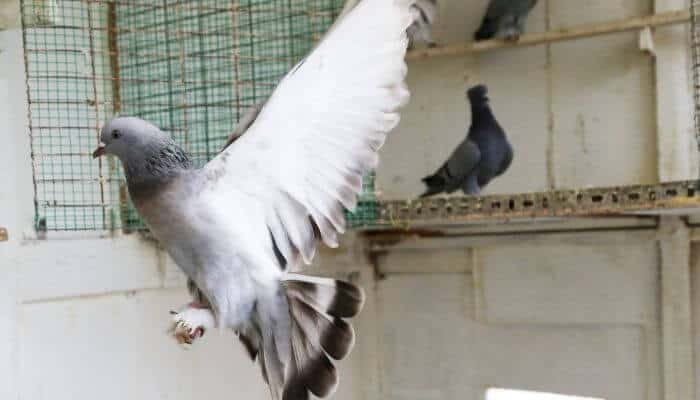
[
  {"left": 221, "top": 99, "right": 267, "bottom": 150},
  {"left": 204, "top": 0, "right": 412, "bottom": 266}
]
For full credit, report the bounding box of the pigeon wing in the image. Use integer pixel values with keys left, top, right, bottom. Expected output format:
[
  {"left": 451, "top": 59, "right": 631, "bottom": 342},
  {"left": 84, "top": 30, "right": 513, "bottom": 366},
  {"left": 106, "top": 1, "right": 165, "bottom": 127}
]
[
  {"left": 203, "top": 0, "right": 412, "bottom": 265},
  {"left": 221, "top": 99, "right": 268, "bottom": 150},
  {"left": 496, "top": 140, "right": 513, "bottom": 177},
  {"left": 444, "top": 139, "right": 481, "bottom": 192}
]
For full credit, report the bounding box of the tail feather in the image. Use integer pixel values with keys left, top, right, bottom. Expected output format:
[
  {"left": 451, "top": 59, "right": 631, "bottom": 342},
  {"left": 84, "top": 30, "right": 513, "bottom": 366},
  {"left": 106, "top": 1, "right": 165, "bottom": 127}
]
[
  {"left": 288, "top": 296, "right": 355, "bottom": 360},
  {"left": 474, "top": 17, "right": 498, "bottom": 41},
  {"left": 420, "top": 172, "right": 446, "bottom": 197},
  {"left": 237, "top": 330, "right": 261, "bottom": 361},
  {"left": 277, "top": 275, "right": 365, "bottom": 399},
  {"left": 284, "top": 277, "right": 364, "bottom": 318}
]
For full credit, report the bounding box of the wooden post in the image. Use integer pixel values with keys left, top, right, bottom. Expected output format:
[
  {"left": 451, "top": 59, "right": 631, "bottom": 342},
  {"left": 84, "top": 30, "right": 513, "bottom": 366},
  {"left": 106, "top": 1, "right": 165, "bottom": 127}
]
[
  {"left": 659, "top": 216, "right": 694, "bottom": 400},
  {"left": 654, "top": 0, "right": 696, "bottom": 182}
]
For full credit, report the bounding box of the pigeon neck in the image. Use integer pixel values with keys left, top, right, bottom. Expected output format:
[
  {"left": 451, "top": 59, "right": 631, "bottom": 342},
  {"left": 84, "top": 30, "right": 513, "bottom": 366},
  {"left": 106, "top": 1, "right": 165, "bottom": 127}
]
[
  {"left": 470, "top": 100, "right": 497, "bottom": 124},
  {"left": 123, "top": 142, "right": 193, "bottom": 187}
]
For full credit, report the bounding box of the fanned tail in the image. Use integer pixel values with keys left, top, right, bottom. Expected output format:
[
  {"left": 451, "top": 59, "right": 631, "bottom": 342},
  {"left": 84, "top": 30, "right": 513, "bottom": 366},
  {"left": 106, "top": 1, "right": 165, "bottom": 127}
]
[
  {"left": 243, "top": 275, "right": 365, "bottom": 400},
  {"left": 281, "top": 275, "right": 365, "bottom": 400}
]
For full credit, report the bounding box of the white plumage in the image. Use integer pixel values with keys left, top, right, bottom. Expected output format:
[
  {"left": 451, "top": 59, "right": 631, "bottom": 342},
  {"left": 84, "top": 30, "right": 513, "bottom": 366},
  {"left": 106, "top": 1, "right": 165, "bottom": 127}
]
[
  {"left": 94, "top": 0, "right": 412, "bottom": 398},
  {"left": 205, "top": 0, "right": 411, "bottom": 266}
]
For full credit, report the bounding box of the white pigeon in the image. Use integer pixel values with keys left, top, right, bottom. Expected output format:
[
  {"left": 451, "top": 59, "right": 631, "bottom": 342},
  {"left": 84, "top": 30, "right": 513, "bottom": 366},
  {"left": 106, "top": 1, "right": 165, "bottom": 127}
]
[{"left": 91, "top": 0, "right": 412, "bottom": 398}]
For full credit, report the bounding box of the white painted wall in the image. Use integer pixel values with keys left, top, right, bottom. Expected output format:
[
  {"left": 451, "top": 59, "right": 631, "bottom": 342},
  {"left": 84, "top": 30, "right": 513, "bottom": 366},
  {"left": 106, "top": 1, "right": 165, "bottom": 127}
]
[
  {"left": 1, "top": 1, "right": 700, "bottom": 400},
  {"left": 375, "top": 233, "right": 662, "bottom": 400},
  {"left": 379, "top": 0, "right": 697, "bottom": 198}
]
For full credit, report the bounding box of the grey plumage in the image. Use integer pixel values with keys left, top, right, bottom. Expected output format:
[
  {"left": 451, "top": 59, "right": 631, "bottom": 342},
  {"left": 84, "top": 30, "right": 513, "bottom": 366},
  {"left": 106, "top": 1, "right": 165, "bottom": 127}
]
[
  {"left": 406, "top": 0, "right": 437, "bottom": 48},
  {"left": 97, "top": 117, "right": 366, "bottom": 400},
  {"left": 421, "top": 84, "right": 513, "bottom": 197},
  {"left": 282, "top": 278, "right": 363, "bottom": 399},
  {"left": 474, "top": 0, "right": 538, "bottom": 41},
  {"left": 91, "top": 1, "right": 411, "bottom": 398}
]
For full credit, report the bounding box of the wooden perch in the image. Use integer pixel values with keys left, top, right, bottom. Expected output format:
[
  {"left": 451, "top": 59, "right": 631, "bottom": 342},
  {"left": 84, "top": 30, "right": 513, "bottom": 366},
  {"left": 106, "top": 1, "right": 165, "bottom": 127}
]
[{"left": 406, "top": 9, "right": 690, "bottom": 60}]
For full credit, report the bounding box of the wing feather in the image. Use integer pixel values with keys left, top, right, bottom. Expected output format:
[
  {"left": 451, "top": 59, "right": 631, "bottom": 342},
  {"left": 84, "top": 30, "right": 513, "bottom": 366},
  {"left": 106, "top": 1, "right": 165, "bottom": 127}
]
[{"left": 204, "top": 0, "right": 412, "bottom": 266}]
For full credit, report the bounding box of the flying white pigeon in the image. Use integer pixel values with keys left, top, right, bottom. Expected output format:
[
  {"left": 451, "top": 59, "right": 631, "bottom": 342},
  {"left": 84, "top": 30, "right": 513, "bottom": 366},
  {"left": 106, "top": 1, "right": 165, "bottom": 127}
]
[{"left": 91, "top": 0, "right": 412, "bottom": 398}]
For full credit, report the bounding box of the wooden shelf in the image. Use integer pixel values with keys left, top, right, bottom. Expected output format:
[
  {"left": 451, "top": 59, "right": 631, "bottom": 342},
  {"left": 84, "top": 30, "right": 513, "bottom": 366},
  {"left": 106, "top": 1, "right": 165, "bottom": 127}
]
[
  {"left": 406, "top": 9, "right": 690, "bottom": 61},
  {"left": 352, "top": 180, "right": 700, "bottom": 231}
]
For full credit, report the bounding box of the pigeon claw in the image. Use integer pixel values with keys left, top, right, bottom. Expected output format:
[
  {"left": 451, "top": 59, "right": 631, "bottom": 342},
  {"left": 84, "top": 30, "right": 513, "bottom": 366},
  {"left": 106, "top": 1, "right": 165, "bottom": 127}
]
[
  {"left": 169, "top": 305, "right": 216, "bottom": 348},
  {"left": 504, "top": 32, "right": 521, "bottom": 42}
]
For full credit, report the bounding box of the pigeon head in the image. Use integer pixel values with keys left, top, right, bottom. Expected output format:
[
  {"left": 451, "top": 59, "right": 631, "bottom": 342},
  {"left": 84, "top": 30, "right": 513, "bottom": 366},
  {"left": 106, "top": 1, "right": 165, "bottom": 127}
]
[
  {"left": 93, "top": 117, "right": 192, "bottom": 182},
  {"left": 467, "top": 85, "right": 489, "bottom": 103}
]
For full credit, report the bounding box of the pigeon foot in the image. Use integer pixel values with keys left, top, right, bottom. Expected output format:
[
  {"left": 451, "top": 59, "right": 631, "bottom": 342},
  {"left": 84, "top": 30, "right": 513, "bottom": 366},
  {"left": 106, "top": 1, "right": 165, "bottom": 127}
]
[{"left": 169, "top": 303, "right": 216, "bottom": 348}]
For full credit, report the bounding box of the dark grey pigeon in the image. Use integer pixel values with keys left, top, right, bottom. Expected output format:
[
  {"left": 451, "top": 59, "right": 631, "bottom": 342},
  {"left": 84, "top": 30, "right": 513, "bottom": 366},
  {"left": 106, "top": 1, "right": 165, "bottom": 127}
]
[
  {"left": 421, "top": 84, "right": 513, "bottom": 197},
  {"left": 474, "top": 0, "right": 538, "bottom": 41}
]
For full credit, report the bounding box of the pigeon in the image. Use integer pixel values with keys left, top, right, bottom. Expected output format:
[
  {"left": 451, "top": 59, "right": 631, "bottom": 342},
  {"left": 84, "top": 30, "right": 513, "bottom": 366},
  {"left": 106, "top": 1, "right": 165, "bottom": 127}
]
[
  {"left": 406, "top": 0, "right": 437, "bottom": 49},
  {"left": 91, "top": 0, "right": 412, "bottom": 398},
  {"left": 474, "top": 0, "right": 538, "bottom": 42},
  {"left": 222, "top": 99, "right": 267, "bottom": 148},
  {"left": 421, "top": 84, "right": 512, "bottom": 197}
]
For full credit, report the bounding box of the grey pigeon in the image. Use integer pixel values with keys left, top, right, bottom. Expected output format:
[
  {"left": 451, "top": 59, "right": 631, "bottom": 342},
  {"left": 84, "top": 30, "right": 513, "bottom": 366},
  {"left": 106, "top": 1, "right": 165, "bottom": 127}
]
[
  {"left": 474, "top": 0, "right": 538, "bottom": 41},
  {"left": 421, "top": 84, "right": 512, "bottom": 197},
  {"left": 406, "top": 0, "right": 437, "bottom": 49},
  {"left": 91, "top": 0, "right": 412, "bottom": 398}
]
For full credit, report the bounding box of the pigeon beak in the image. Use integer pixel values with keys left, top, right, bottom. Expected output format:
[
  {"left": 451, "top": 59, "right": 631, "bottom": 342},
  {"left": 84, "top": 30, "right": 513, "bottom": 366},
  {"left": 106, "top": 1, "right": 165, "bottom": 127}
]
[{"left": 92, "top": 143, "right": 105, "bottom": 158}]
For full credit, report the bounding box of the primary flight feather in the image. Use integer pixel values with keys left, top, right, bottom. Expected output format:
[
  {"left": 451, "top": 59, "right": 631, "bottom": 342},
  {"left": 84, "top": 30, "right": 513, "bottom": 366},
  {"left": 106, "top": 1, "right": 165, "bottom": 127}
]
[{"left": 92, "top": 0, "right": 412, "bottom": 398}]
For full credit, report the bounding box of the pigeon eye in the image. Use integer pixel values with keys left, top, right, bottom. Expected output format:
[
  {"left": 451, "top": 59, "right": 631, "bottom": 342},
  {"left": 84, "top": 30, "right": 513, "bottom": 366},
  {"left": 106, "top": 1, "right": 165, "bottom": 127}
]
[{"left": 111, "top": 129, "right": 122, "bottom": 139}]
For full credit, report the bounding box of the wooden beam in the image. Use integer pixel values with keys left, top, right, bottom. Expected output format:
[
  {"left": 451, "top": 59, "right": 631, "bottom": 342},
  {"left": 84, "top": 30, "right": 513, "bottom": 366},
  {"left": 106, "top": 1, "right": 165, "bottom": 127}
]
[
  {"left": 406, "top": 9, "right": 690, "bottom": 61},
  {"left": 348, "top": 180, "right": 700, "bottom": 230}
]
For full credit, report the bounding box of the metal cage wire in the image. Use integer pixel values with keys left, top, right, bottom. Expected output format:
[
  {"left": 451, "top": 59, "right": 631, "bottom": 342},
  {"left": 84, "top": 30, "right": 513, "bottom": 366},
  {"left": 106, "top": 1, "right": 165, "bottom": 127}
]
[
  {"left": 21, "top": 0, "right": 383, "bottom": 232},
  {"left": 21, "top": 1, "right": 700, "bottom": 233}
]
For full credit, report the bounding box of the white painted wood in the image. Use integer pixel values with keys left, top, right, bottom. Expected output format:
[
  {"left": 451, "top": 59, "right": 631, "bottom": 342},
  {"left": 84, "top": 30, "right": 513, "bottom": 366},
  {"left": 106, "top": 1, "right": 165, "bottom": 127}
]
[
  {"left": 690, "top": 242, "right": 700, "bottom": 400},
  {"left": 19, "top": 289, "right": 268, "bottom": 400},
  {"left": 17, "top": 236, "right": 162, "bottom": 302},
  {"left": 478, "top": 240, "right": 658, "bottom": 325},
  {"left": 376, "top": 248, "right": 473, "bottom": 274},
  {"left": 654, "top": 0, "right": 698, "bottom": 181},
  {"left": 549, "top": 0, "right": 658, "bottom": 188},
  {"left": 368, "top": 229, "right": 659, "bottom": 253},
  {"left": 377, "top": 272, "right": 652, "bottom": 400},
  {"left": 640, "top": 26, "right": 656, "bottom": 56},
  {"left": 0, "top": 28, "right": 37, "bottom": 399},
  {"left": 658, "top": 217, "right": 695, "bottom": 400}
]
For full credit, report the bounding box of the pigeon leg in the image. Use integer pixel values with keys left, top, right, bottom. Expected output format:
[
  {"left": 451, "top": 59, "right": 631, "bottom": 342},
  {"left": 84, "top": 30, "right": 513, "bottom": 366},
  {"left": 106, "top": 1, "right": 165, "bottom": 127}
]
[
  {"left": 504, "top": 31, "right": 520, "bottom": 42},
  {"left": 169, "top": 302, "right": 216, "bottom": 348},
  {"left": 502, "top": 16, "right": 522, "bottom": 42}
]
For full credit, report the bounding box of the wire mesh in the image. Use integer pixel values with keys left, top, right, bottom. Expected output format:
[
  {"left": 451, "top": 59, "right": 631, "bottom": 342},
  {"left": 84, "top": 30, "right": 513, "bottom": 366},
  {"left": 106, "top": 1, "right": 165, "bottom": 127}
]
[{"left": 20, "top": 0, "right": 385, "bottom": 232}]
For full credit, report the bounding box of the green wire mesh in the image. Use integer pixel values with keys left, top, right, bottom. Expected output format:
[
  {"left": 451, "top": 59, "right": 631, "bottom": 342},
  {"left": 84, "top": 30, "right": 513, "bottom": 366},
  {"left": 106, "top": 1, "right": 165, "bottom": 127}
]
[{"left": 21, "top": 0, "right": 377, "bottom": 231}]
